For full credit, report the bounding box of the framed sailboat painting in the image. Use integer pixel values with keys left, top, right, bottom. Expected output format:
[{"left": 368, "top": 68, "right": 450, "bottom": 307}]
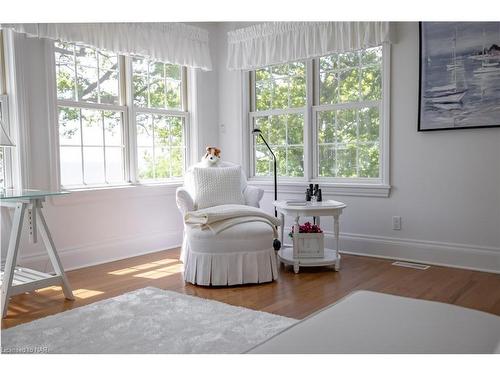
[{"left": 418, "top": 22, "right": 500, "bottom": 131}]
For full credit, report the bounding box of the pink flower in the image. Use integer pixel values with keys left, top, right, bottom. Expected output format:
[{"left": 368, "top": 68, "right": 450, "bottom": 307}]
[{"left": 289, "top": 221, "right": 323, "bottom": 235}]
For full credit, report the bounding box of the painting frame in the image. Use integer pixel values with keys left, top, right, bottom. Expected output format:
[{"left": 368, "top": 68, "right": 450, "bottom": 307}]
[{"left": 418, "top": 22, "right": 500, "bottom": 132}]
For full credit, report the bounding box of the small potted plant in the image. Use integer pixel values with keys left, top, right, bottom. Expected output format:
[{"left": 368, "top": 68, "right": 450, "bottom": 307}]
[{"left": 289, "top": 222, "right": 324, "bottom": 258}]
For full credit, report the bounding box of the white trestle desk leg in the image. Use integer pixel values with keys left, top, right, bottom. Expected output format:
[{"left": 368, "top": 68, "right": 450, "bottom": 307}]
[
  {"left": 35, "top": 200, "right": 75, "bottom": 301},
  {"left": 333, "top": 213, "right": 341, "bottom": 271},
  {"left": 2, "top": 202, "right": 26, "bottom": 318},
  {"left": 28, "top": 203, "right": 37, "bottom": 244}
]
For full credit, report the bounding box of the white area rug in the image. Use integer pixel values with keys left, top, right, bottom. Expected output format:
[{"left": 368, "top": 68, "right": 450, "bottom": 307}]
[{"left": 1, "top": 287, "right": 296, "bottom": 354}]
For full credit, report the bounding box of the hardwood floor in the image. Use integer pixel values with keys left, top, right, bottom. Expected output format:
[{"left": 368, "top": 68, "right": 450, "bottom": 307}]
[{"left": 2, "top": 248, "right": 500, "bottom": 329}]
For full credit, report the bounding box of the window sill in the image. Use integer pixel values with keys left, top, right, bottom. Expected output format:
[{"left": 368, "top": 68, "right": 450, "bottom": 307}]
[
  {"left": 49, "top": 181, "right": 182, "bottom": 206},
  {"left": 248, "top": 179, "right": 391, "bottom": 198},
  {"left": 63, "top": 183, "right": 136, "bottom": 192}
]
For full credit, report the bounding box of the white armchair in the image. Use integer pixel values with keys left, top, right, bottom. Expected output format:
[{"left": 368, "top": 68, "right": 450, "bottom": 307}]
[{"left": 176, "top": 162, "right": 278, "bottom": 286}]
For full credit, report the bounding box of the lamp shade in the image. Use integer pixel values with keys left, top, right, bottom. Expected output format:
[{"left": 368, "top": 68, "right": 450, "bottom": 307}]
[{"left": 0, "top": 119, "right": 14, "bottom": 147}]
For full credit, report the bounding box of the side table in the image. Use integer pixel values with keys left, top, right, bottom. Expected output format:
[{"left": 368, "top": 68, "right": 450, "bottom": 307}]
[{"left": 273, "top": 200, "right": 346, "bottom": 274}]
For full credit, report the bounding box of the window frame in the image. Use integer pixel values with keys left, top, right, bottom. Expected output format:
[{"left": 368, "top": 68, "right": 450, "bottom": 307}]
[
  {"left": 248, "top": 62, "right": 310, "bottom": 183},
  {"left": 126, "top": 57, "right": 189, "bottom": 184},
  {"left": 53, "top": 41, "right": 190, "bottom": 190},
  {"left": 55, "top": 42, "right": 129, "bottom": 189},
  {"left": 245, "top": 43, "right": 391, "bottom": 197}
]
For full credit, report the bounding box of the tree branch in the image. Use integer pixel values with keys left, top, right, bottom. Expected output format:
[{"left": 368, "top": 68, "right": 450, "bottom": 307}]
[{"left": 80, "top": 63, "right": 118, "bottom": 98}]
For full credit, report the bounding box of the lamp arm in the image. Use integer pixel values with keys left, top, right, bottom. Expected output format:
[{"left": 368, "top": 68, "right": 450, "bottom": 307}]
[
  {"left": 258, "top": 133, "right": 278, "bottom": 218},
  {"left": 258, "top": 134, "right": 276, "bottom": 162}
]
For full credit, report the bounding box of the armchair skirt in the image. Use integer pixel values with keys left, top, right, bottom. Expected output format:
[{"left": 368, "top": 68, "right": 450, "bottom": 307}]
[{"left": 183, "top": 221, "right": 278, "bottom": 286}]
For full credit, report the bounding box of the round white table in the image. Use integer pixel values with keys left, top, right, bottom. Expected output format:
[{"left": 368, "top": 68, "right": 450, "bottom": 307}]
[{"left": 273, "top": 200, "right": 346, "bottom": 273}]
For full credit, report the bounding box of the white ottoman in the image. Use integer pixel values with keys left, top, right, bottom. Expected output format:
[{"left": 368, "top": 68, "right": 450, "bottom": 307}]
[
  {"left": 248, "top": 291, "right": 500, "bottom": 354},
  {"left": 183, "top": 221, "right": 278, "bottom": 286}
]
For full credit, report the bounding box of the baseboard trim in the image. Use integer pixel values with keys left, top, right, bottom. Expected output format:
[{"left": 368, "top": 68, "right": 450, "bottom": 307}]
[
  {"left": 19, "top": 229, "right": 500, "bottom": 275},
  {"left": 19, "top": 230, "right": 183, "bottom": 272},
  {"left": 322, "top": 231, "right": 500, "bottom": 274}
]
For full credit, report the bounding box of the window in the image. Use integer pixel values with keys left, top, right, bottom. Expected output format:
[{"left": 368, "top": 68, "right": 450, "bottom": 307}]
[
  {"left": 132, "top": 58, "right": 187, "bottom": 181},
  {"left": 248, "top": 45, "right": 388, "bottom": 189},
  {"left": 55, "top": 42, "right": 126, "bottom": 187},
  {"left": 54, "top": 42, "right": 188, "bottom": 188},
  {"left": 316, "top": 46, "right": 382, "bottom": 179},
  {"left": 250, "top": 62, "right": 306, "bottom": 177}
]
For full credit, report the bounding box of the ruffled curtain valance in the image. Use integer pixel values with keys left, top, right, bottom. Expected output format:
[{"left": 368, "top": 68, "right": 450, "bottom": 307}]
[
  {"left": 1, "top": 23, "right": 212, "bottom": 71},
  {"left": 227, "top": 22, "right": 392, "bottom": 70}
]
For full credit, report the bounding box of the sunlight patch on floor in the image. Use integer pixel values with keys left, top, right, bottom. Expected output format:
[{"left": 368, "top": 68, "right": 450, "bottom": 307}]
[
  {"left": 157, "top": 264, "right": 183, "bottom": 272},
  {"left": 133, "top": 264, "right": 183, "bottom": 279},
  {"left": 72, "top": 289, "right": 104, "bottom": 299},
  {"left": 108, "top": 259, "right": 180, "bottom": 276},
  {"left": 152, "top": 259, "right": 179, "bottom": 265},
  {"left": 8, "top": 305, "right": 30, "bottom": 314},
  {"left": 37, "top": 286, "right": 63, "bottom": 292}
]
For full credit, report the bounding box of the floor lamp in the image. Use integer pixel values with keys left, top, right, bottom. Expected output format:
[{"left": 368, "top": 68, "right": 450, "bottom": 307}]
[{"left": 252, "top": 128, "right": 281, "bottom": 250}]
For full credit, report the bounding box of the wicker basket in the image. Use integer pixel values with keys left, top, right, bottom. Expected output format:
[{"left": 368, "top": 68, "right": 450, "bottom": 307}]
[{"left": 292, "top": 232, "right": 324, "bottom": 258}]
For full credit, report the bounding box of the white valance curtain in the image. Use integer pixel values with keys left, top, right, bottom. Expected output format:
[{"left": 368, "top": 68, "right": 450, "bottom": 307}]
[
  {"left": 227, "top": 22, "right": 392, "bottom": 70},
  {"left": 1, "top": 23, "right": 213, "bottom": 71}
]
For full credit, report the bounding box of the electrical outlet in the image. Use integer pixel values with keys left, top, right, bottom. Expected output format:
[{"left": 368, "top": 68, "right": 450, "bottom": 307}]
[{"left": 392, "top": 216, "right": 402, "bottom": 230}]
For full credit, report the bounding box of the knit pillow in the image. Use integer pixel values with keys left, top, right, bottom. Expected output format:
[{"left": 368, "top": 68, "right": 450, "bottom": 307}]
[{"left": 193, "top": 166, "right": 245, "bottom": 209}]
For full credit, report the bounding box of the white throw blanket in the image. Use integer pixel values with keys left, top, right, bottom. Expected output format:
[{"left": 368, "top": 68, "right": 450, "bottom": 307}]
[{"left": 185, "top": 204, "right": 281, "bottom": 236}]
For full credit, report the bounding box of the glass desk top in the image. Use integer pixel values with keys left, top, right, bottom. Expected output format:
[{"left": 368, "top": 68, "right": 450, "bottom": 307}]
[{"left": 0, "top": 189, "right": 70, "bottom": 200}]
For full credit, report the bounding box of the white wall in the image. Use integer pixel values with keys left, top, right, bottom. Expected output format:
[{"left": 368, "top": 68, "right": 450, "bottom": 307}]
[
  {"left": 216, "top": 22, "right": 500, "bottom": 273},
  {"left": 215, "top": 22, "right": 254, "bottom": 165},
  {"left": 2, "top": 22, "right": 499, "bottom": 274},
  {"left": 1, "top": 25, "right": 220, "bottom": 271},
  {"left": 187, "top": 22, "right": 220, "bottom": 158}
]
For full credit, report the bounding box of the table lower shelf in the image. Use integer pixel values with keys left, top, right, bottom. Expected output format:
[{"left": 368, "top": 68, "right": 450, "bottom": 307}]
[
  {"left": 277, "top": 247, "right": 340, "bottom": 273},
  {"left": 1, "top": 266, "right": 62, "bottom": 296}
]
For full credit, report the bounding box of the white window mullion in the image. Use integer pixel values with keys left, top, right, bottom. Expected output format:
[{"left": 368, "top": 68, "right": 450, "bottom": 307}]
[
  {"left": 101, "top": 111, "right": 107, "bottom": 183},
  {"left": 381, "top": 42, "right": 391, "bottom": 188},
  {"left": 356, "top": 53, "right": 362, "bottom": 178},
  {"left": 117, "top": 55, "right": 130, "bottom": 184},
  {"left": 96, "top": 51, "right": 101, "bottom": 104},
  {"left": 163, "top": 64, "right": 167, "bottom": 110},
  {"left": 305, "top": 59, "right": 314, "bottom": 181},
  {"left": 314, "top": 100, "right": 381, "bottom": 112},
  {"left": 249, "top": 107, "right": 305, "bottom": 118},
  {"left": 146, "top": 62, "right": 151, "bottom": 108},
  {"left": 124, "top": 55, "right": 137, "bottom": 183},
  {"left": 151, "top": 114, "right": 156, "bottom": 179},
  {"left": 311, "top": 107, "right": 318, "bottom": 179},
  {"left": 355, "top": 108, "right": 360, "bottom": 177},
  {"left": 78, "top": 108, "right": 85, "bottom": 184},
  {"left": 73, "top": 47, "right": 78, "bottom": 100},
  {"left": 169, "top": 119, "right": 173, "bottom": 178},
  {"left": 183, "top": 109, "right": 190, "bottom": 173},
  {"left": 58, "top": 100, "right": 126, "bottom": 112},
  {"left": 334, "top": 110, "right": 338, "bottom": 177}
]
